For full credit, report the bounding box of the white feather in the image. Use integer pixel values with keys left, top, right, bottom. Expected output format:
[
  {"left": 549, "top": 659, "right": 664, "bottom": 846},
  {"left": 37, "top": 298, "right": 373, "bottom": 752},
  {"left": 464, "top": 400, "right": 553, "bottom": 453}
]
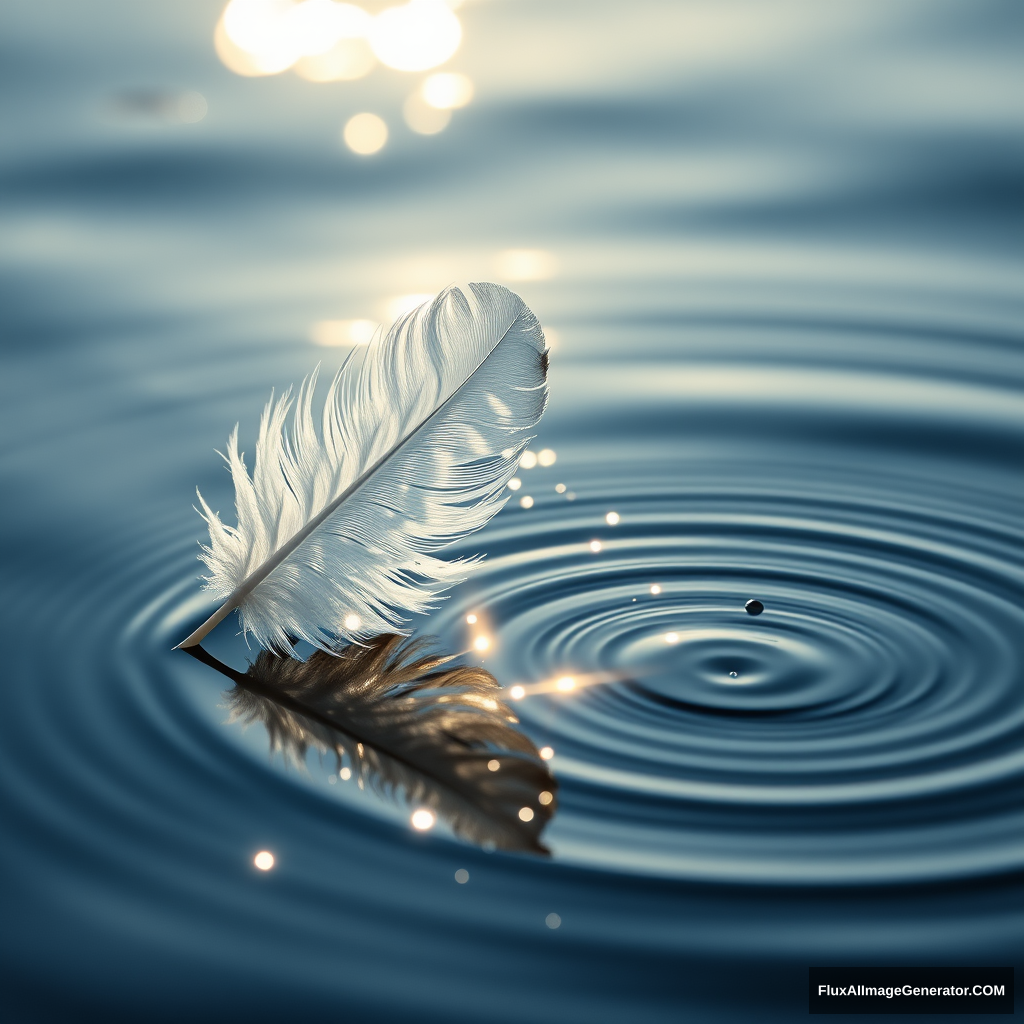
[{"left": 181, "top": 283, "right": 548, "bottom": 653}]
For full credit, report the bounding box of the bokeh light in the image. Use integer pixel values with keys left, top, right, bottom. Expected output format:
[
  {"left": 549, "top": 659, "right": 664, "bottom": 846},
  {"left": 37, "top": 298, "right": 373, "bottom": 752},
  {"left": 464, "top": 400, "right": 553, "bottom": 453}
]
[
  {"left": 387, "top": 293, "right": 435, "bottom": 320},
  {"left": 295, "top": 37, "right": 376, "bottom": 81},
  {"left": 494, "top": 249, "right": 559, "bottom": 282},
  {"left": 650, "top": 584, "right": 662, "bottom": 595},
  {"left": 589, "top": 540, "right": 602, "bottom": 552},
  {"left": 310, "top": 319, "right": 379, "bottom": 346},
  {"left": 254, "top": 850, "right": 275, "bottom": 870},
  {"left": 507, "top": 477, "right": 522, "bottom": 491},
  {"left": 465, "top": 613, "right": 477, "bottom": 624},
  {"left": 538, "top": 791, "right": 554, "bottom": 806},
  {"left": 519, "top": 495, "right": 534, "bottom": 508},
  {"left": 537, "top": 448, "right": 556, "bottom": 466},
  {"left": 509, "top": 685, "right": 525, "bottom": 700},
  {"left": 411, "top": 808, "right": 436, "bottom": 830},
  {"left": 519, "top": 451, "right": 538, "bottom": 469},
  {"left": 605, "top": 511, "right": 619, "bottom": 525},
  {"left": 454, "top": 869, "right": 469, "bottom": 884},
  {"left": 518, "top": 807, "right": 535, "bottom": 822},
  {"left": 539, "top": 746, "right": 554, "bottom": 760},
  {"left": 371, "top": 1, "right": 461, "bottom": 72},
  {"left": 421, "top": 72, "right": 474, "bottom": 109},
  {"left": 403, "top": 92, "right": 452, "bottom": 134},
  {"left": 343, "top": 112, "right": 388, "bottom": 154},
  {"left": 473, "top": 636, "right": 490, "bottom": 651}
]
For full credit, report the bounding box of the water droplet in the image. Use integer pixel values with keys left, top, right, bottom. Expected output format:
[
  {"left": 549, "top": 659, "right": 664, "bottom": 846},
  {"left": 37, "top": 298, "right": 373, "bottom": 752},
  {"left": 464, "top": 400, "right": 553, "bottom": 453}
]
[
  {"left": 745, "top": 599, "right": 764, "bottom": 615},
  {"left": 729, "top": 671, "right": 738, "bottom": 678}
]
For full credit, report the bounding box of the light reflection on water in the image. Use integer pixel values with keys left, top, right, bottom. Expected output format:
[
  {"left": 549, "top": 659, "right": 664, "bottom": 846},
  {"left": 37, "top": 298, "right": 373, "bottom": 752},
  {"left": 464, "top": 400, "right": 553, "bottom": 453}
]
[{"left": 0, "top": 0, "right": 1022, "bottom": 1020}]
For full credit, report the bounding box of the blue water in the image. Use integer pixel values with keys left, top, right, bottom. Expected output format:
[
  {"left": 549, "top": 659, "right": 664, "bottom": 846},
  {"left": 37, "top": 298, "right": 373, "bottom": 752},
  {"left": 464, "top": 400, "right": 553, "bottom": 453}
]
[{"left": 1, "top": 1, "right": 1022, "bottom": 1020}]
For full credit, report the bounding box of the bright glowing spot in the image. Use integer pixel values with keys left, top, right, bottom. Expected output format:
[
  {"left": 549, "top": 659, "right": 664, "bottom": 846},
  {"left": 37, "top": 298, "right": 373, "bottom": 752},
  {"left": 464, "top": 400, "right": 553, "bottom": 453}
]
[
  {"left": 288, "top": 1, "right": 340, "bottom": 56},
  {"left": 473, "top": 636, "right": 490, "bottom": 651},
  {"left": 295, "top": 37, "right": 375, "bottom": 81},
  {"left": 466, "top": 613, "right": 477, "bottom": 624},
  {"left": 344, "top": 614, "right": 361, "bottom": 630},
  {"left": 519, "top": 495, "right": 534, "bottom": 509},
  {"left": 509, "top": 685, "right": 525, "bottom": 700},
  {"left": 454, "top": 868, "right": 469, "bottom": 883},
  {"left": 344, "top": 112, "right": 388, "bottom": 155},
  {"left": 518, "top": 807, "right": 535, "bottom": 822},
  {"left": 556, "top": 676, "right": 575, "bottom": 691},
  {"left": 340, "top": 766, "right": 352, "bottom": 780},
  {"left": 422, "top": 72, "right": 474, "bottom": 109},
  {"left": 310, "top": 319, "right": 378, "bottom": 346},
  {"left": 605, "top": 511, "right": 620, "bottom": 525},
  {"left": 589, "top": 540, "right": 602, "bottom": 553},
  {"left": 539, "top": 746, "right": 554, "bottom": 760},
  {"left": 482, "top": 698, "right": 498, "bottom": 710},
  {"left": 487, "top": 759, "right": 500, "bottom": 772},
  {"left": 650, "top": 584, "right": 662, "bottom": 595},
  {"left": 555, "top": 483, "right": 566, "bottom": 493},
  {"left": 403, "top": 92, "right": 451, "bottom": 134},
  {"left": 357, "top": 743, "right": 364, "bottom": 755},
  {"left": 214, "top": 9, "right": 297, "bottom": 76},
  {"left": 371, "top": 1, "right": 462, "bottom": 72},
  {"left": 495, "top": 249, "right": 559, "bottom": 282},
  {"left": 545, "top": 912, "right": 561, "bottom": 929},
  {"left": 519, "top": 451, "right": 538, "bottom": 469},
  {"left": 507, "top": 477, "right": 522, "bottom": 491},
  {"left": 538, "top": 448, "right": 556, "bottom": 467},
  {"left": 411, "top": 808, "right": 436, "bottom": 830},
  {"left": 387, "top": 293, "right": 434, "bottom": 321},
  {"left": 664, "top": 632, "right": 680, "bottom": 644},
  {"left": 538, "top": 791, "right": 553, "bottom": 805},
  {"left": 254, "top": 850, "right": 275, "bottom": 870}
]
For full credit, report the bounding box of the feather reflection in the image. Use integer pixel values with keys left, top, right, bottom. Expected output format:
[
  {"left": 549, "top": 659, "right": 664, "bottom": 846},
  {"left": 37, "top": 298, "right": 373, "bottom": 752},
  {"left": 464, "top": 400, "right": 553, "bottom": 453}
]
[{"left": 185, "top": 635, "right": 557, "bottom": 854}]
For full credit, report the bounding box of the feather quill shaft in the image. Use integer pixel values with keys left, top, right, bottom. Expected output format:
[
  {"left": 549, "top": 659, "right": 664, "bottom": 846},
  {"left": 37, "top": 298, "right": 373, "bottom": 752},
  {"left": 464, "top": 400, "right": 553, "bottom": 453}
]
[{"left": 179, "top": 283, "right": 547, "bottom": 652}]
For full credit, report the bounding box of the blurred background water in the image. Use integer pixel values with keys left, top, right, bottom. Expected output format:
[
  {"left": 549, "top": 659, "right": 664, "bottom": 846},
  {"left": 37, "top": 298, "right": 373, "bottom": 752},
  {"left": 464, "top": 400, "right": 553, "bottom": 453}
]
[{"left": 1, "top": 1, "right": 1022, "bottom": 1020}]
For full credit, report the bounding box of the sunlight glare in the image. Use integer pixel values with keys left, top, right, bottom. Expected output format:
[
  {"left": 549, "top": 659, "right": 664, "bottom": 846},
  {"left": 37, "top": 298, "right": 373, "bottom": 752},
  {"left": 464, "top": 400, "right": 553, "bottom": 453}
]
[
  {"left": 556, "top": 676, "right": 575, "bottom": 691},
  {"left": 466, "top": 613, "right": 477, "bottom": 624},
  {"left": 650, "top": 584, "right": 662, "bottom": 595},
  {"left": 509, "top": 685, "right": 525, "bottom": 700},
  {"left": 344, "top": 614, "right": 361, "bottom": 630},
  {"left": 473, "top": 636, "right": 490, "bottom": 651},
  {"left": 254, "top": 850, "right": 275, "bottom": 870},
  {"left": 371, "top": 1, "right": 462, "bottom": 72},
  {"left": 664, "top": 632, "right": 680, "bottom": 644}
]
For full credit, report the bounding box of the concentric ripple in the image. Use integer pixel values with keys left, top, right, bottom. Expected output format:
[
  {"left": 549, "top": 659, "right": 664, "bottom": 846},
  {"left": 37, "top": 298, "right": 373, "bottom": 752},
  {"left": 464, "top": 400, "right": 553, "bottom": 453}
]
[{"left": 432, "top": 441, "right": 1024, "bottom": 884}]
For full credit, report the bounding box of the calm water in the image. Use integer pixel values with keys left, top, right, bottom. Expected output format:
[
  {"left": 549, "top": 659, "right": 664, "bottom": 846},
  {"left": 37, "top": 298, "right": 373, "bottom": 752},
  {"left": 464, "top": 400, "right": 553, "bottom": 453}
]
[{"left": 1, "top": 1, "right": 1022, "bottom": 1020}]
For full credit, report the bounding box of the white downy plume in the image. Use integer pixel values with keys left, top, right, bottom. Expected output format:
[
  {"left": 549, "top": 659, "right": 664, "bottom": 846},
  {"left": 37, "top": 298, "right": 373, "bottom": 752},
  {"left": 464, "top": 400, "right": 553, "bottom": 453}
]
[{"left": 180, "top": 283, "right": 548, "bottom": 653}]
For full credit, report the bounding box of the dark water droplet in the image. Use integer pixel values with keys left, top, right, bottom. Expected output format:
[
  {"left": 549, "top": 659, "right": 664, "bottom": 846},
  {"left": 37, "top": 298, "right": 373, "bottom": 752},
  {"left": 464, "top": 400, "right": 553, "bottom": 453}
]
[{"left": 745, "top": 599, "right": 764, "bottom": 616}]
